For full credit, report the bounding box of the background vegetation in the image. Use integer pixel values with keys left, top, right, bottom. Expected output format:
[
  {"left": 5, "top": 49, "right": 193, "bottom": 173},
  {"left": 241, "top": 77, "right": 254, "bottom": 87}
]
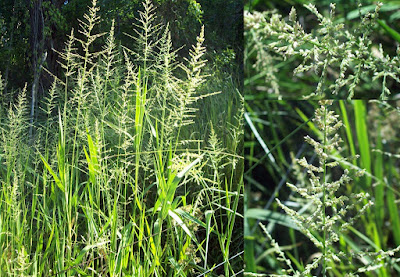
[
  {"left": 0, "top": 0, "right": 243, "bottom": 97},
  {"left": 244, "top": 100, "right": 400, "bottom": 276},
  {"left": 0, "top": 0, "right": 243, "bottom": 275}
]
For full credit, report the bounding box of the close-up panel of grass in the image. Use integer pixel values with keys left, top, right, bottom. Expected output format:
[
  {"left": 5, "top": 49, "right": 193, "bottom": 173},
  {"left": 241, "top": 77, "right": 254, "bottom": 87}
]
[
  {"left": 245, "top": 0, "right": 400, "bottom": 99},
  {"left": 244, "top": 100, "right": 400, "bottom": 276},
  {"left": 0, "top": 0, "right": 243, "bottom": 276}
]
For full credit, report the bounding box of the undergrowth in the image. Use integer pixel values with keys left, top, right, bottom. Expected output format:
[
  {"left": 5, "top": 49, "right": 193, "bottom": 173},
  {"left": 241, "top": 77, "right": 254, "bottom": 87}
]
[{"left": 0, "top": 0, "right": 243, "bottom": 276}]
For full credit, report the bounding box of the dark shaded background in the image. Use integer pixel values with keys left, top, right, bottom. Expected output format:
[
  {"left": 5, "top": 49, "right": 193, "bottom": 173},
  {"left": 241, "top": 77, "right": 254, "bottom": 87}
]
[{"left": 0, "top": 0, "right": 243, "bottom": 99}]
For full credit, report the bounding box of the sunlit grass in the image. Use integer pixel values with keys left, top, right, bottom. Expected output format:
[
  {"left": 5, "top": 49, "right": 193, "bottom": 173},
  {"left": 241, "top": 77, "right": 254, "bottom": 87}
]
[{"left": 0, "top": 0, "right": 243, "bottom": 276}]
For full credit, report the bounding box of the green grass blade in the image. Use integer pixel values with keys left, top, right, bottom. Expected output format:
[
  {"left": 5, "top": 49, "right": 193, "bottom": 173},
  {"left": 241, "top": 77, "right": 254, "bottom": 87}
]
[
  {"left": 339, "top": 101, "right": 356, "bottom": 164},
  {"left": 39, "top": 154, "right": 64, "bottom": 192},
  {"left": 377, "top": 19, "right": 400, "bottom": 43},
  {"left": 387, "top": 159, "right": 400, "bottom": 246},
  {"left": 374, "top": 130, "right": 385, "bottom": 230},
  {"left": 354, "top": 101, "right": 371, "bottom": 180}
]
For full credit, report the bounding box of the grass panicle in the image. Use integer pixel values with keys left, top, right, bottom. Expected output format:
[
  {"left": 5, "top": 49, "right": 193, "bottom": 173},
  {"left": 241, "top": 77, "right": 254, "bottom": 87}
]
[
  {"left": 0, "top": 0, "right": 243, "bottom": 275},
  {"left": 256, "top": 101, "right": 400, "bottom": 276},
  {"left": 245, "top": 2, "right": 400, "bottom": 99}
]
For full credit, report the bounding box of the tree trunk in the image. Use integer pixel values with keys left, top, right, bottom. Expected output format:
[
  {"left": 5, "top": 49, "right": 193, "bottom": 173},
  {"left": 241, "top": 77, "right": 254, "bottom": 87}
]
[{"left": 28, "top": 0, "right": 45, "bottom": 141}]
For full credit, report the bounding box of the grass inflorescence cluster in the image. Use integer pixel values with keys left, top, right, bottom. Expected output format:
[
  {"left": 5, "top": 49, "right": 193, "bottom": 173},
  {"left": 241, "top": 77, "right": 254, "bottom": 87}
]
[
  {"left": 245, "top": 2, "right": 400, "bottom": 99},
  {"left": 245, "top": 99, "right": 400, "bottom": 276},
  {"left": 244, "top": 1, "right": 400, "bottom": 277},
  {"left": 0, "top": 0, "right": 243, "bottom": 276}
]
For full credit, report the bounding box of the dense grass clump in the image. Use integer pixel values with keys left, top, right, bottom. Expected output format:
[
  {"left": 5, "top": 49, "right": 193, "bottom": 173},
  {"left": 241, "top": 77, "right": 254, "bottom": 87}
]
[{"left": 0, "top": 0, "right": 243, "bottom": 276}]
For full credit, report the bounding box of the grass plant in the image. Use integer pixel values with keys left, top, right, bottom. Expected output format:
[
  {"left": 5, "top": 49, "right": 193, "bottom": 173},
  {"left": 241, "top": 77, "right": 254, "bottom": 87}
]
[
  {"left": 0, "top": 0, "right": 243, "bottom": 276},
  {"left": 244, "top": 100, "right": 400, "bottom": 276},
  {"left": 245, "top": 2, "right": 400, "bottom": 99}
]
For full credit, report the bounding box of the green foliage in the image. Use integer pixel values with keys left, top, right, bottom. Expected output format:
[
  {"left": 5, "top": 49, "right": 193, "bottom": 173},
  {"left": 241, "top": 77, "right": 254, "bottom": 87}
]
[
  {"left": 0, "top": 0, "right": 241, "bottom": 103},
  {"left": 0, "top": 0, "right": 31, "bottom": 91},
  {"left": 0, "top": 0, "right": 243, "bottom": 275}
]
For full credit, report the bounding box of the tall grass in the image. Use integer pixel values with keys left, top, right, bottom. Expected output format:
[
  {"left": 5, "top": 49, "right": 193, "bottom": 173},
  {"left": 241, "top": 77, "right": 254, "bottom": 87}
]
[{"left": 0, "top": 0, "right": 243, "bottom": 276}]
